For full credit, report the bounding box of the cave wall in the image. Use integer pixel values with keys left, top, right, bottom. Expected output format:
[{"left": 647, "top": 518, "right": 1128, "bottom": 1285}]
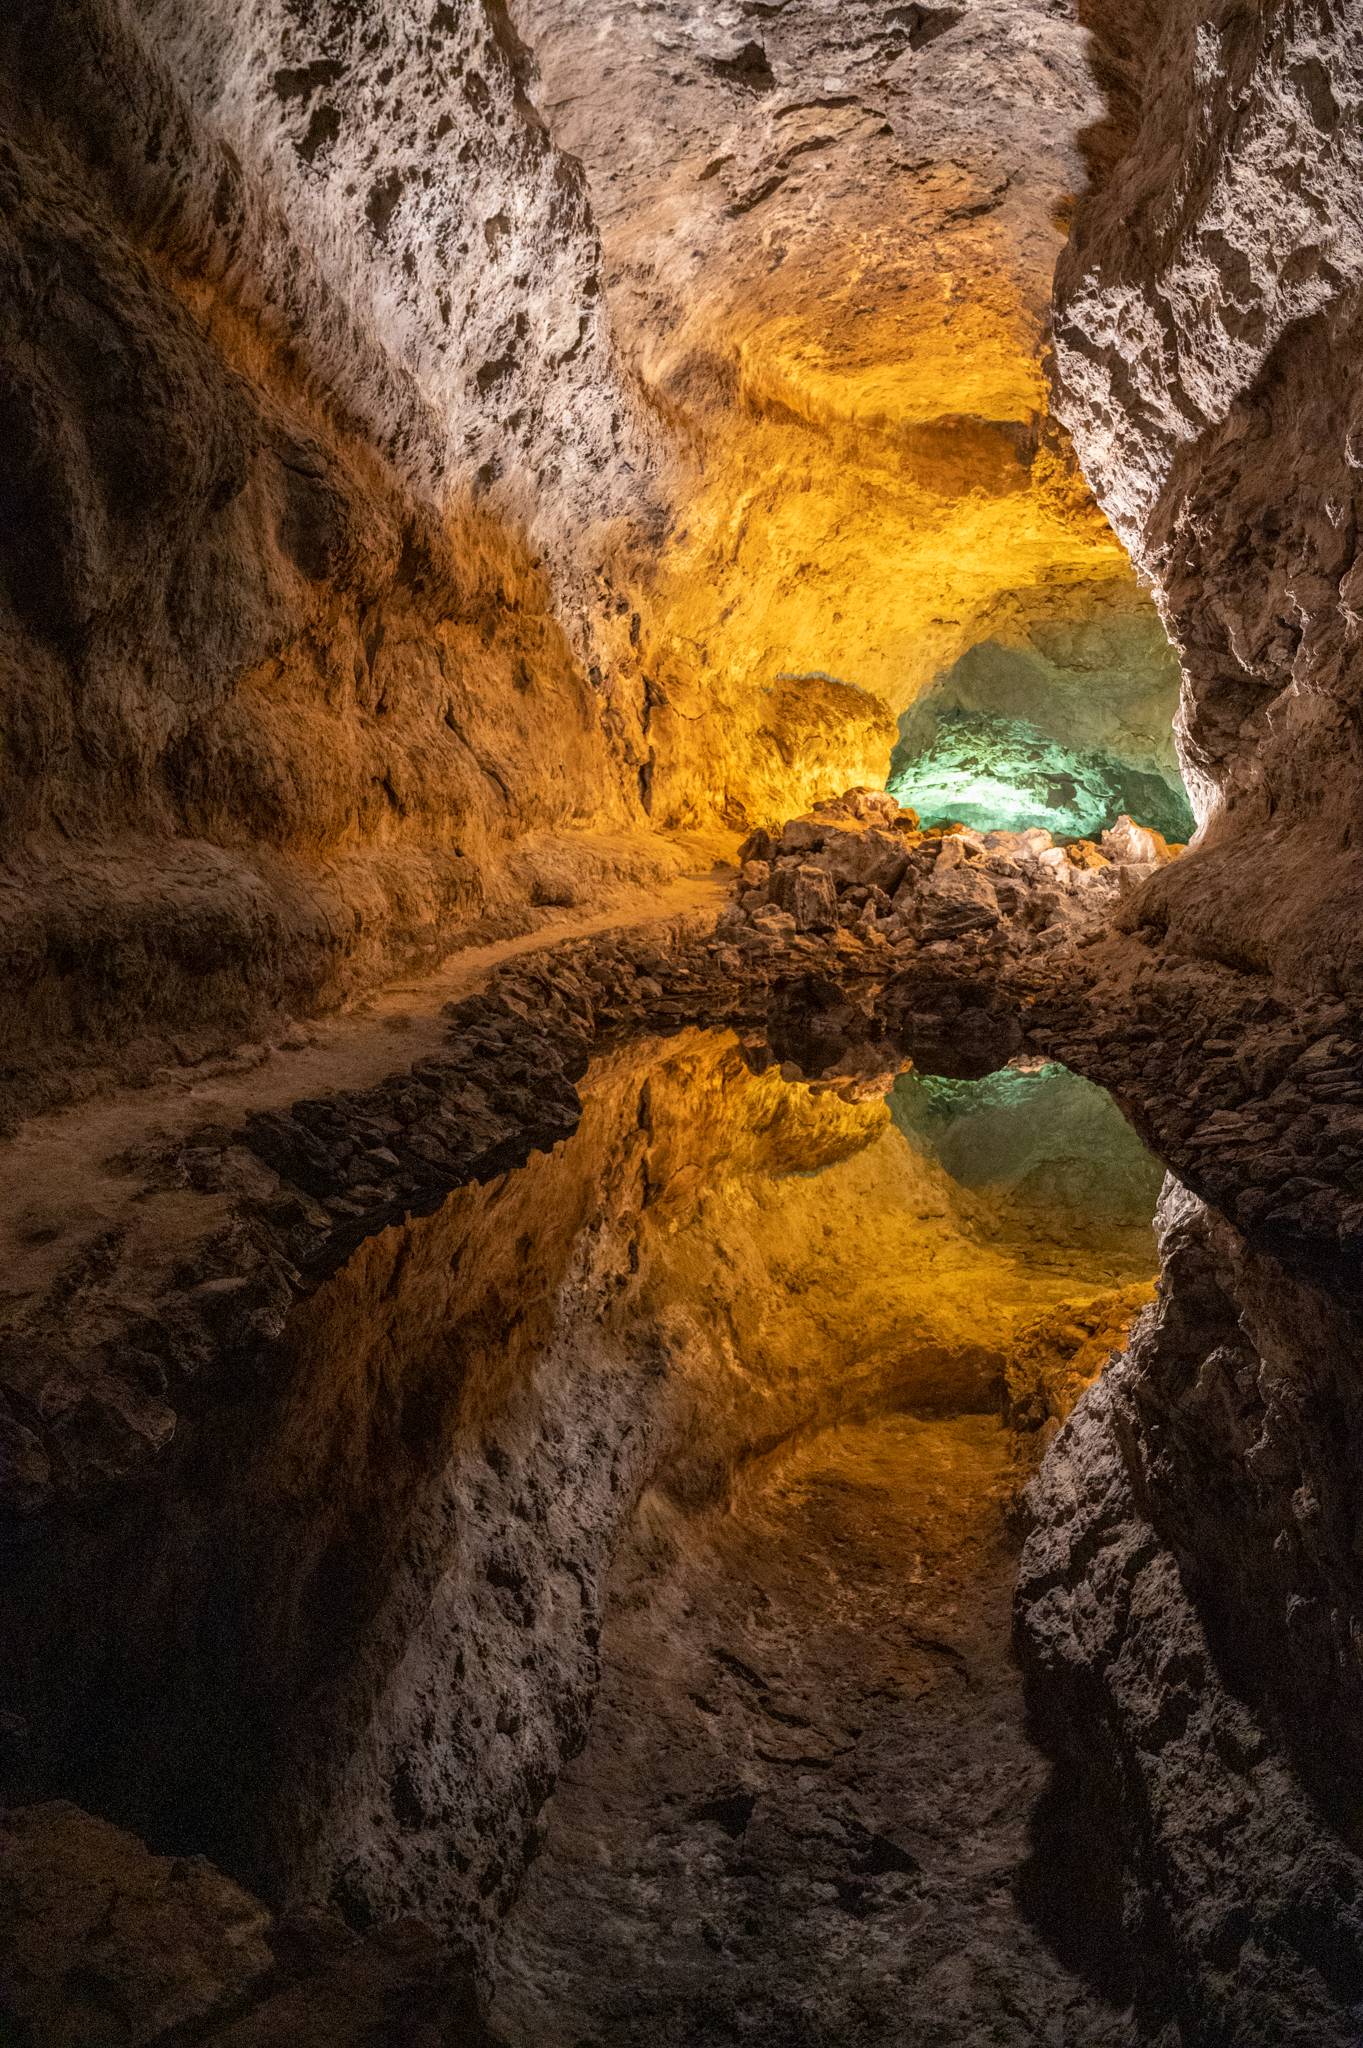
[
  {"left": 1011, "top": 8, "right": 1363, "bottom": 2037},
  {"left": 1018, "top": 1181, "right": 1363, "bottom": 2045},
  {"left": 0, "top": 0, "right": 700, "bottom": 1105},
  {"left": 1050, "top": 0, "right": 1363, "bottom": 989},
  {"left": 13, "top": 0, "right": 1363, "bottom": 2033}
]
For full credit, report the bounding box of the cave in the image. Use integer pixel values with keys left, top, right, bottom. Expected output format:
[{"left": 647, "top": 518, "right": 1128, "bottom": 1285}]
[{"left": 4, "top": 3, "right": 1363, "bottom": 2045}]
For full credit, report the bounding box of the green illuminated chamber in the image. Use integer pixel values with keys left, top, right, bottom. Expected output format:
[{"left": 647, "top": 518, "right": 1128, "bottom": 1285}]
[
  {"left": 886, "top": 608, "right": 1196, "bottom": 844},
  {"left": 887, "top": 708, "right": 1195, "bottom": 842},
  {"left": 889, "top": 1062, "right": 1166, "bottom": 1260}
]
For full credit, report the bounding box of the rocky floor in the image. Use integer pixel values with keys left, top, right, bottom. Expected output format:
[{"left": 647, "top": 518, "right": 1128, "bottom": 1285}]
[{"left": 489, "top": 1415, "right": 1136, "bottom": 2048}]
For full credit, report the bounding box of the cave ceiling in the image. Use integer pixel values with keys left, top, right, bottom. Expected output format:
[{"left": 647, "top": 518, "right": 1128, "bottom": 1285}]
[{"left": 518, "top": 0, "right": 1173, "bottom": 828}]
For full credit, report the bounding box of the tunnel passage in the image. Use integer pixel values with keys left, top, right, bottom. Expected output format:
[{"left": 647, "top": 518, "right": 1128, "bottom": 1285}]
[
  {"left": 887, "top": 596, "right": 1195, "bottom": 846},
  {"left": 5, "top": 0, "right": 1363, "bottom": 2040}
]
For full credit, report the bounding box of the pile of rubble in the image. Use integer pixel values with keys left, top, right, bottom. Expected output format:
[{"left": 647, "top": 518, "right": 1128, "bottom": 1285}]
[{"left": 718, "top": 788, "right": 1181, "bottom": 963}]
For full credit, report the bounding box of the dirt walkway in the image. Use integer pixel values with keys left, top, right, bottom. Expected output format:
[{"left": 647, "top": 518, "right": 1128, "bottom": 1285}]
[{"left": 0, "top": 870, "right": 728, "bottom": 1309}]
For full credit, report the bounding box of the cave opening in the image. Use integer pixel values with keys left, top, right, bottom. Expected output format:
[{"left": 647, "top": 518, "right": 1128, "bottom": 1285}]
[{"left": 885, "top": 606, "right": 1196, "bottom": 847}]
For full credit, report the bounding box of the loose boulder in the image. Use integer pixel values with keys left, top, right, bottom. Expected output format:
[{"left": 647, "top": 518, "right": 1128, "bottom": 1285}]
[
  {"left": 769, "top": 863, "right": 838, "bottom": 931},
  {"left": 813, "top": 826, "right": 911, "bottom": 895},
  {"left": 916, "top": 867, "right": 1001, "bottom": 940},
  {"left": 1101, "top": 814, "right": 1178, "bottom": 865}
]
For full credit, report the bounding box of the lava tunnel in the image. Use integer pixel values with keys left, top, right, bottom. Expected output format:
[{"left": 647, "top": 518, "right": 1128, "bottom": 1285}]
[{"left": 4, "top": 3, "right": 1363, "bottom": 2046}]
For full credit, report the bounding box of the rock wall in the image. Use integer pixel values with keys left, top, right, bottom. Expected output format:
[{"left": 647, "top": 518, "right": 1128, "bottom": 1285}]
[
  {"left": 2, "top": 813, "right": 1179, "bottom": 2011},
  {"left": 1, "top": 1800, "right": 492, "bottom": 2047},
  {"left": 890, "top": 577, "right": 1194, "bottom": 842},
  {"left": 1017, "top": 1181, "right": 1363, "bottom": 2045},
  {"left": 1049, "top": 0, "right": 1363, "bottom": 989},
  {"left": 14, "top": 0, "right": 1363, "bottom": 2033},
  {"left": 1014, "top": 11, "right": 1363, "bottom": 2035},
  {"left": 0, "top": 0, "right": 696, "bottom": 1109}
]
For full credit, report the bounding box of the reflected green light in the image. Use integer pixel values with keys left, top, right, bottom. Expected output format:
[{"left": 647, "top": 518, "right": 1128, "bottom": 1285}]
[{"left": 889, "top": 1062, "right": 1166, "bottom": 1235}]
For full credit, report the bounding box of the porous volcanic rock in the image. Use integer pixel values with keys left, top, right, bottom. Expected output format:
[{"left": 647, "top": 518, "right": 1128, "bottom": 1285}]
[
  {"left": 519, "top": 0, "right": 1186, "bottom": 834},
  {"left": 11, "top": 0, "right": 1363, "bottom": 2040},
  {"left": 0, "top": 0, "right": 701, "bottom": 1112},
  {"left": 1049, "top": 0, "right": 1363, "bottom": 990},
  {"left": 1014, "top": 31, "right": 1363, "bottom": 2022},
  {"left": 1016, "top": 1179, "right": 1363, "bottom": 2046},
  {"left": 0, "top": 1801, "right": 488, "bottom": 2048}
]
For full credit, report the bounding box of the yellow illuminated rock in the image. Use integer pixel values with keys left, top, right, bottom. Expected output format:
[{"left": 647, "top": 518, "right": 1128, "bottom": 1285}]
[{"left": 519, "top": 4, "right": 1160, "bottom": 835}]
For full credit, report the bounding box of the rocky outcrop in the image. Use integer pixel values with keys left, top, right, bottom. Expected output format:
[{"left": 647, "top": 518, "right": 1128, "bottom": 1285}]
[
  {"left": 1009, "top": 877, "right": 1363, "bottom": 2028},
  {"left": 1016, "top": 1181, "right": 1363, "bottom": 2045},
  {"left": 14, "top": 794, "right": 1114, "bottom": 1536},
  {"left": 12, "top": 0, "right": 1363, "bottom": 2036},
  {"left": 888, "top": 576, "right": 1195, "bottom": 847},
  {"left": 0, "top": 0, "right": 1195, "bottom": 1114},
  {"left": 1002, "top": 1281, "right": 1152, "bottom": 1443},
  {"left": 490, "top": 1410, "right": 1141, "bottom": 2048},
  {"left": 1050, "top": 0, "right": 1363, "bottom": 990},
  {"left": 0, "top": 1801, "right": 488, "bottom": 2047}
]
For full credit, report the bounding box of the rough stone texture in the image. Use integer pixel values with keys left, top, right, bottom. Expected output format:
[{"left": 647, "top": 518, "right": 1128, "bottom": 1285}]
[
  {"left": 517, "top": 0, "right": 1185, "bottom": 838},
  {"left": 897, "top": 581, "right": 1185, "bottom": 783},
  {"left": 722, "top": 787, "right": 1363, "bottom": 2035},
  {"left": 1002, "top": 1282, "right": 1153, "bottom": 1440},
  {"left": 1016, "top": 1180, "right": 1363, "bottom": 2045},
  {"left": 1007, "top": 17, "right": 1363, "bottom": 1947},
  {"left": 0, "top": 0, "right": 708, "bottom": 1113},
  {"left": 0, "top": 1801, "right": 489, "bottom": 2047},
  {"left": 0, "top": 0, "right": 1195, "bottom": 1114},
  {"left": 1050, "top": 0, "right": 1363, "bottom": 988},
  {"left": 1, "top": 1802, "right": 275, "bottom": 2046},
  {"left": 721, "top": 788, "right": 1363, "bottom": 2037},
  {"left": 10, "top": 0, "right": 1363, "bottom": 2036},
  {"left": 728, "top": 786, "right": 1160, "bottom": 959},
  {"left": 10, "top": 780, "right": 1190, "bottom": 1532},
  {"left": 490, "top": 1415, "right": 1136, "bottom": 2047},
  {"left": 0, "top": 820, "right": 1046, "bottom": 1534},
  {"left": 1002, "top": 855, "right": 1363, "bottom": 2038}
]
